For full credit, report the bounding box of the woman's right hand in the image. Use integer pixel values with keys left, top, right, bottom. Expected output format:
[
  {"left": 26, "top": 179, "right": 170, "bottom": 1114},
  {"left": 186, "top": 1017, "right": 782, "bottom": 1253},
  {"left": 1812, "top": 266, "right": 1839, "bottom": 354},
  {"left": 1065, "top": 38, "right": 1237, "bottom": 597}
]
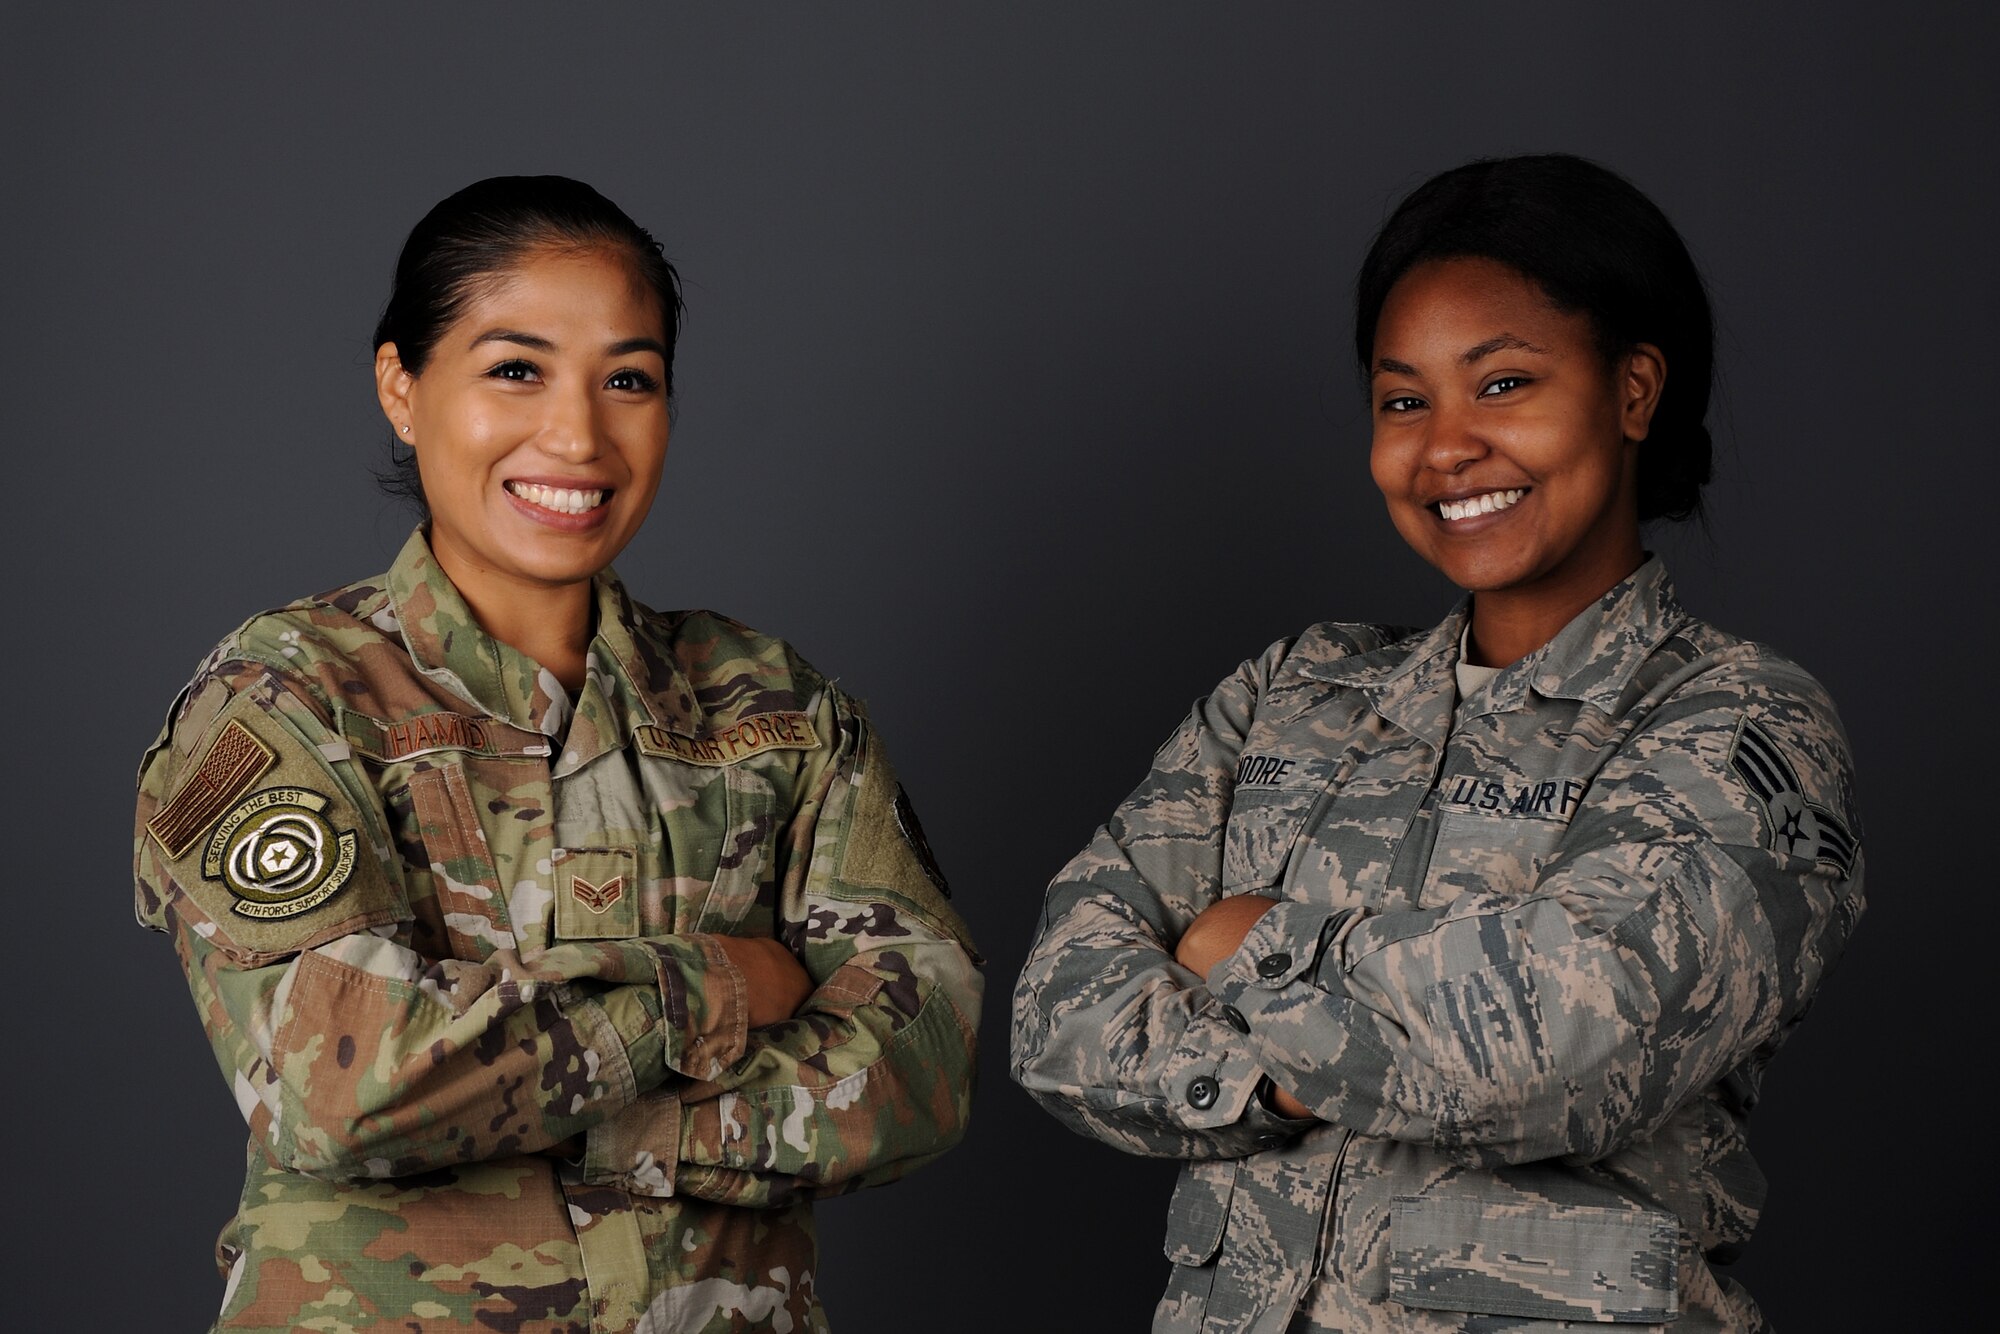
[{"left": 714, "top": 935, "right": 814, "bottom": 1029}]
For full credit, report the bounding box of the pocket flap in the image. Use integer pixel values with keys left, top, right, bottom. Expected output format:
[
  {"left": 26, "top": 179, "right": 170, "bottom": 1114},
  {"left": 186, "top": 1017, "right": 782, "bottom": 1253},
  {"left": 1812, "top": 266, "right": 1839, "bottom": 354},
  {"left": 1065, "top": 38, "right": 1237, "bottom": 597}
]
[
  {"left": 1162, "top": 1159, "right": 1236, "bottom": 1266},
  {"left": 1388, "top": 1195, "right": 1679, "bottom": 1323},
  {"left": 1222, "top": 788, "right": 1321, "bottom": 890}
]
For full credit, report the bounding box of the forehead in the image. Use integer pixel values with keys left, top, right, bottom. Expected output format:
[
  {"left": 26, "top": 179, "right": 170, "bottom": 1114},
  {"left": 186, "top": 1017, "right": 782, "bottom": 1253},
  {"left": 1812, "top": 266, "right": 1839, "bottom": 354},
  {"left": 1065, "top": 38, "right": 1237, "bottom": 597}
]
[
  {"left": 460, "top": 245, "right": 665, "bottom": 339},
  {"left": 1375, "top": 256, "right": 1590, "bottom": 354}
]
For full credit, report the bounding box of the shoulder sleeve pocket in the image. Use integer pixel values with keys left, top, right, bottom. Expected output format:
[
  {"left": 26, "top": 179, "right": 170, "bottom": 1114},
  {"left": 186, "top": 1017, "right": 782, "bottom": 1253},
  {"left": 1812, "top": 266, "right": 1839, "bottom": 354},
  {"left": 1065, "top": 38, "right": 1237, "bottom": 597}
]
[
  {"left": 1388, "top": 1194, "right": 1679, "bottom": 1323},
  {"left": 139, "top": 680, "right": 407, "bottom": 964},
  {"left": 824, "top": 710, "right": 974, "bottom": 951}
]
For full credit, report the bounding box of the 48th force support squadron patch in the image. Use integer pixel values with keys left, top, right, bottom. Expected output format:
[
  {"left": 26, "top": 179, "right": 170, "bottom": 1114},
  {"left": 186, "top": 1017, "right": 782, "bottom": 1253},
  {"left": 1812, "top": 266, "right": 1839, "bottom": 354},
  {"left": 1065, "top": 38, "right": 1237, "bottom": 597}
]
[{"left": 202, "top": 786, "right": 359, "bottom": 919}]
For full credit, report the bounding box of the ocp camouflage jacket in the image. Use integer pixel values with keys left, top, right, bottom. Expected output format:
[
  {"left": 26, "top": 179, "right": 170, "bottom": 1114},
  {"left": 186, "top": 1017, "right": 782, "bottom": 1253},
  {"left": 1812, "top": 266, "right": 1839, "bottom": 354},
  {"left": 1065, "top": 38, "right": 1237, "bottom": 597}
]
[
  {"left": 136, "top": 530, "right": 982, "bottom": 1334},
  {"left": 1011, "top": 559, "right": 1861, "bottom": 1333}
]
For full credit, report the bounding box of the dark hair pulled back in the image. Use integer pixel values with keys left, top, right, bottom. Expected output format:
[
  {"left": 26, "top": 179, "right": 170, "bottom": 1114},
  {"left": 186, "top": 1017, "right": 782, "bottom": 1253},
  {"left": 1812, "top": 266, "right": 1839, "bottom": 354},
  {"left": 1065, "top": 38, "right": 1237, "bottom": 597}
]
[
  {"left": 374, "top": 175, "right": 685, "bottom": 515},
  {"left": 1353, "top": 154, "right": 1714, "bottom": 523}
]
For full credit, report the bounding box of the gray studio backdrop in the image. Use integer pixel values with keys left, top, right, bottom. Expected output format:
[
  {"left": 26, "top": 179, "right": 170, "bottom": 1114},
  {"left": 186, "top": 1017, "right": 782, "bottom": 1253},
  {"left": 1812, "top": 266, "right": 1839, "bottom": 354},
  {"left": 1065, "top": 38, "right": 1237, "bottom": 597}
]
[{"left": 11, "top": 3, "right": 1993, "bottom": 1327}]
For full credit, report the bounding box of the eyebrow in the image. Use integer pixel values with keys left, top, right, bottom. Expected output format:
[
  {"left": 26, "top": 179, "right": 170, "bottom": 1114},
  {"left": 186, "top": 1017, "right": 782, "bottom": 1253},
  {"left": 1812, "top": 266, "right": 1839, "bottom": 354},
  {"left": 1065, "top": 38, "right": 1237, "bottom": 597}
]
[
  {"left": 1372, "top": 335, "right": 1549, "bottom": 378},
  {"left": 608, "top": 336, "right": 669, "bottom": 358},
  {"left": 1460, "top": 333, "right": 1546, "bottom": 364},
  {"left": 470, "top": 328, "right": 555, "bottom": 352},
  {"left": 469, "top": 329, "right": 668, "bottom": 359}
]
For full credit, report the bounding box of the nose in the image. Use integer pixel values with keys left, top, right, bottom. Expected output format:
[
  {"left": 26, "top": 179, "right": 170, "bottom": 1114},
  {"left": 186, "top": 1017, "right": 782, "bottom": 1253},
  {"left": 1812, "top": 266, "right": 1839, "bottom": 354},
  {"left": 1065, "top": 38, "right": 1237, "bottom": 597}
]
[
  {"left": 1419, "top": 400, "right": 1489, "bottom": 474},
  {"left": 536, "top": 383, "right": 603, "bottom": 463}
]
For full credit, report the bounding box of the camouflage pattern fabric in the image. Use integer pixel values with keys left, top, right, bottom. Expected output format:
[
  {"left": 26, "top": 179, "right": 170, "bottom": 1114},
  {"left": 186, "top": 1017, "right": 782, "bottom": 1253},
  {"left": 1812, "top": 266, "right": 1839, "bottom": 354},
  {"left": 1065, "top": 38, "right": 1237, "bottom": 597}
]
[
  {"left": 1011, "top": 559, "right": 1863, "bottom": 1332},
  {"left": 136, "top": 529, "right": 982, "bottom": 1333}
]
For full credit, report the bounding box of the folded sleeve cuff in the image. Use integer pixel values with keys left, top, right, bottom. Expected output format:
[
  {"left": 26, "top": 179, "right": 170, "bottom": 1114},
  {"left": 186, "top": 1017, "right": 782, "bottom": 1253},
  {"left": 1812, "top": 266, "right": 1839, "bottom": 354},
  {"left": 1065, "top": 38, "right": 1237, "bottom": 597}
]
[
  {"left": 1158, "top": 988, "right": 1274, "bottom": 1132},
  {"left": 585, "top": 982, "right": 668, "bottom": 1095},
  {"left": 1215, "top": 896, "right": 1343, "bottom": 978},
  {"left": 1208, "top": 902, "right": 1354, "bottom": 1040},
  {"left": 581, "top": 1090, "right": 683, "bottom": 1197},
  {"left": 1207, "top": 905, "right": 1431, "bottom": 1129},
  {"left": 641, "top": 933, "right": 749, "bottom": 1081}
]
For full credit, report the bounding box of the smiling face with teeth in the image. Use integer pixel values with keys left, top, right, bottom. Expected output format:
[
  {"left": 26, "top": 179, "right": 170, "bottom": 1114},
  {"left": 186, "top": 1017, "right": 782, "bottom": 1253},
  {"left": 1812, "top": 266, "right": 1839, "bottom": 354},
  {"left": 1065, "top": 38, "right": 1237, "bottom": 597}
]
[
  {"left": 1368, "top": 256, "right": 1665, "bottom": 664},
  {"left": 374, "top": 245, "right": 670, "bottom": 624}
]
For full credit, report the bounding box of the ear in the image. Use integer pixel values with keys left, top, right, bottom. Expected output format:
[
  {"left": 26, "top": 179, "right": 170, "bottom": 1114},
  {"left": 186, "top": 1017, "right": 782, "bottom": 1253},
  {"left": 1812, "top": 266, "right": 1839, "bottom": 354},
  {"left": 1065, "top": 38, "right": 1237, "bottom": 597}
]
[
  {"left": 1621, "top": 343, "right": 1667, "bottom": 443},
  {"left": 375, "top": 343, "right": 417, "bottom": 438}
]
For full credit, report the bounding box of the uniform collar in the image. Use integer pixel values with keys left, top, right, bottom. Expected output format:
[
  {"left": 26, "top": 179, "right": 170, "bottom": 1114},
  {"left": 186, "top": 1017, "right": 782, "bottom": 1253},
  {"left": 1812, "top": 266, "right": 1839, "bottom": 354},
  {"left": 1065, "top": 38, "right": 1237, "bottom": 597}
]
[
  {"left": 1301, "top": 557, "right": 1687, "bottom": 740},
  {"left": 383, "top": 529, "right": 700, "bottom": 770},
  {"left": 1494, "top": 555, "right": 1687, "bottom": 715}
]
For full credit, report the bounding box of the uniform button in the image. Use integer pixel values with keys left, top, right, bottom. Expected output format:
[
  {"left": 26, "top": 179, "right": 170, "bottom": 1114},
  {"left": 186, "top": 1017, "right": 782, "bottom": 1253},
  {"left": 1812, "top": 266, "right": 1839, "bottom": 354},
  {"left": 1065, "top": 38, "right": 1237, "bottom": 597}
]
[
  {"left": 1220, "top": 1004, "right": 1249, "bottom": 1033},
  {"left": 1186, "top": 1076, "right": 1220, "bottom": 1110},
  {"left": 1256, "top": 952, "right": 1292, "bottom": 979},
  {"left": 1256, "top": 1134, "right": 1285, "bottom": 1149}
]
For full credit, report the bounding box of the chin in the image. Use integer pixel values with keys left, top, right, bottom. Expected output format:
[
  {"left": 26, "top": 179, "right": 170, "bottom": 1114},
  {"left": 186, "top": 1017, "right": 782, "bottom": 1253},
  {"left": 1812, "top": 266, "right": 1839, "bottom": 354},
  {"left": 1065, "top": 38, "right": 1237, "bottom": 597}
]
[
  {"left": 500, "top": 546, "right": 615, "bottom": 589},
  {"left": 1427, "top": 551, "right": 1533, "bottom": 595}
]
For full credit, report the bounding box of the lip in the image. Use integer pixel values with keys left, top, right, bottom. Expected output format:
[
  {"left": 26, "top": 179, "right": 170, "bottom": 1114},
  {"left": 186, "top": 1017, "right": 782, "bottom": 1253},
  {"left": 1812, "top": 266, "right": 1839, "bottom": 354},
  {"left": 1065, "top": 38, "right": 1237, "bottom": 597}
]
[{"left": 502, "top": 479, "right": 615, "bottom": 532}]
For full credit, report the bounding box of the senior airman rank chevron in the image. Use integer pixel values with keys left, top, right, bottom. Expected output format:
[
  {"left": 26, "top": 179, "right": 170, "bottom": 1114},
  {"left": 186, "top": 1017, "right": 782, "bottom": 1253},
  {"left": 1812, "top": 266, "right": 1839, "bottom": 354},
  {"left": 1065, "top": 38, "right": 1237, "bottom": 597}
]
[{"left": 1730, "top": 717, "right": 1857, "bottom": 876}]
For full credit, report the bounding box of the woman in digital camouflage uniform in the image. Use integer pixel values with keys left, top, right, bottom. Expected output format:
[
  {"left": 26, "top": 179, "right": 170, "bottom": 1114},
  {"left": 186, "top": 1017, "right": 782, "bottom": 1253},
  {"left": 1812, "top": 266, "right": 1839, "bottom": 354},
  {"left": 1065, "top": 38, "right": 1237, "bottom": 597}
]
[
  {"left": 136, "top": 176, "right": 981, "bottom": 1333},
  {"left": 1013, "top": 154, "right": 1862, "bottom": 1332}
]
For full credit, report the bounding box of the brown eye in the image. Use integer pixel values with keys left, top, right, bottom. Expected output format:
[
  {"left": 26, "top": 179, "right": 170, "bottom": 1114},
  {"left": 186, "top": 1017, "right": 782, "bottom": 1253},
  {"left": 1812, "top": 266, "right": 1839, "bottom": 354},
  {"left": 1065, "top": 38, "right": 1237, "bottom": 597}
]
[
  {"left": 606, "top": 368, "right": 660, "bottom": 393},
  {"left": 486, "top": 360, "right": 539, "bottom": 383}
]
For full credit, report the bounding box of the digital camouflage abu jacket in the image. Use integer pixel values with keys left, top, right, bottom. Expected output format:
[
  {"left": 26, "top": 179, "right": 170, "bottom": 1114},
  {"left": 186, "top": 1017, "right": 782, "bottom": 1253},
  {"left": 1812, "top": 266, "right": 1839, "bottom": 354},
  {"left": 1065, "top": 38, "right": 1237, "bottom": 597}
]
[
  {"left": 1011, "top": 559, "right": 1861, "bottom": 1333},
  {"left": 136, "top": 530, "right": 982, "bottom": 1334}
]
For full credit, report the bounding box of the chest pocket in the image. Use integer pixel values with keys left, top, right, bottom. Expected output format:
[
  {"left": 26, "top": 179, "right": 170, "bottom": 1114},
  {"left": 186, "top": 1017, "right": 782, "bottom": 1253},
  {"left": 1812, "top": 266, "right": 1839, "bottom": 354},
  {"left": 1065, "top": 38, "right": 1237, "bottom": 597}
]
[
  {"left": 633, "top": 753, "right": 786, "bottom": 937},
  {"left": 1418, "top": 809, "right": 1567, "bottom": 909},
  {"left": 406, "top": 763, "right": 520, "bottom": 959},
  {"left": 1222, "top": 790, "right": 1320, "bottom": 891},
  {"left": 694, "top": 763, "right": 780, "bottom": 934},
  {"left": 1222, "top": 757, "right": 1337, "bottom": 892}
]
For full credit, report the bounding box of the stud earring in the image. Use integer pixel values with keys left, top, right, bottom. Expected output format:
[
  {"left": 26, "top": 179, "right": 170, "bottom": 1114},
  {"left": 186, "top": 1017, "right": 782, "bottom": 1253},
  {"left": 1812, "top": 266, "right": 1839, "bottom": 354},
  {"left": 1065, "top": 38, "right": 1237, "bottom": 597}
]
[{"left": 400, "top": 425, "right": 410, "bottom": 435}]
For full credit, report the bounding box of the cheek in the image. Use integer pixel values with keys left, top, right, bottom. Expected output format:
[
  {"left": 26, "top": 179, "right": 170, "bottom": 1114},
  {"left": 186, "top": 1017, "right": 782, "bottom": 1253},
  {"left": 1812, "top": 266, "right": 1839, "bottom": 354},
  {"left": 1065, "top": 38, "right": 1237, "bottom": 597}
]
[
  {"left": 416, "top": 396, "right": 511, "bottom": 466},
  {"left": 1367, "top": 432, "right": 1403, "bottom": 500},
  {"left": 458, "top": 402, "right": 519, "bottom": 456},
  {"left": 1369, "top": 441, "right": 1436, "bottom": 548},
  {"left": 620, "top": 419, "right": 670, "bottom": 485}
]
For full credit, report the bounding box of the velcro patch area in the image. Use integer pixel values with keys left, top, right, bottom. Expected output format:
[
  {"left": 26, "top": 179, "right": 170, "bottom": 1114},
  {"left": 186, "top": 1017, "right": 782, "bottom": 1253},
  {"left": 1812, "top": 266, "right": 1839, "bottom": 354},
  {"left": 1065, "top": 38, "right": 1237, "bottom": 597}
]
[
  {"left": 147, "top": 686, "right": 403, "bottom": 960},
  {"left": 832, "top": 726, "right": 970, "bottom": 949}
]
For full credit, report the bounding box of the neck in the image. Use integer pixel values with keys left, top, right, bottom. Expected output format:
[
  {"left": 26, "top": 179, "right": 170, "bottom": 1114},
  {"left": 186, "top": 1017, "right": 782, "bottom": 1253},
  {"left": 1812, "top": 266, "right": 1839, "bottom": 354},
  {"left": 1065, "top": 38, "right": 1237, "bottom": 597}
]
[
  {"left": 1465, "top": 549, "right": 1645, "bottom": 668},
  {"left": 431, "top": 549, "right": 595, "bottom": 692}
]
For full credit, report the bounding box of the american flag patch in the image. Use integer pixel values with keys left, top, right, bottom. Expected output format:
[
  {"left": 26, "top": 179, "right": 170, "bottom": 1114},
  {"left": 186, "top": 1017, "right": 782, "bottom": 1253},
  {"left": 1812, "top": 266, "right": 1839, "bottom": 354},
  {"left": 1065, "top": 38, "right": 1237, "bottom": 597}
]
[{"left": 147, "top": 718, "right": 276, "bottom": 858}]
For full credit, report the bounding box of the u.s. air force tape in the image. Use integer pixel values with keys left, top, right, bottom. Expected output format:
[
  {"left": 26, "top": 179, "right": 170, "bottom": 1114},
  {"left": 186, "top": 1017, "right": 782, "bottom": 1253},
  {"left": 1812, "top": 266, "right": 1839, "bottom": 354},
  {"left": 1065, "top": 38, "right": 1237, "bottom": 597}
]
[
  {"left": 202, "top": 786, "right": 359, "bottom": 919},
  {"left": 635, "top": 711, "right": 820, "bottom": 766}
]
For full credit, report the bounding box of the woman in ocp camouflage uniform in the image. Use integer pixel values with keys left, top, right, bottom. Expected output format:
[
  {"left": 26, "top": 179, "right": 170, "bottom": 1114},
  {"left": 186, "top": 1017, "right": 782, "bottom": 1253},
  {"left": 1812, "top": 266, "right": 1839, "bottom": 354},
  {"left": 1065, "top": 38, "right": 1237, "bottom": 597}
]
[
  {"left": 136, "top": 176, "right": 981, "bottom": 1334},
  {"left": 1012, "top": 155, "right": 1862, "bottom": 1332}
]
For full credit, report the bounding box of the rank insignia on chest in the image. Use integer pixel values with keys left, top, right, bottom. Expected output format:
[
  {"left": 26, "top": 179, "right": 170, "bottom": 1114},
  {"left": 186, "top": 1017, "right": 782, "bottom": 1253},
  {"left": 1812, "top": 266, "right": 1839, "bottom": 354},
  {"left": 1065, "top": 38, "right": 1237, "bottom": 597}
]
[
  {"left": 571, "top": 874, "right": 625, "bottom": 914},
  {"left": 552, "top": 848, "right": 641, "bottom": 940},
  {"left": 202, "top": 786, "right": 359, "bottom": 919}
]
